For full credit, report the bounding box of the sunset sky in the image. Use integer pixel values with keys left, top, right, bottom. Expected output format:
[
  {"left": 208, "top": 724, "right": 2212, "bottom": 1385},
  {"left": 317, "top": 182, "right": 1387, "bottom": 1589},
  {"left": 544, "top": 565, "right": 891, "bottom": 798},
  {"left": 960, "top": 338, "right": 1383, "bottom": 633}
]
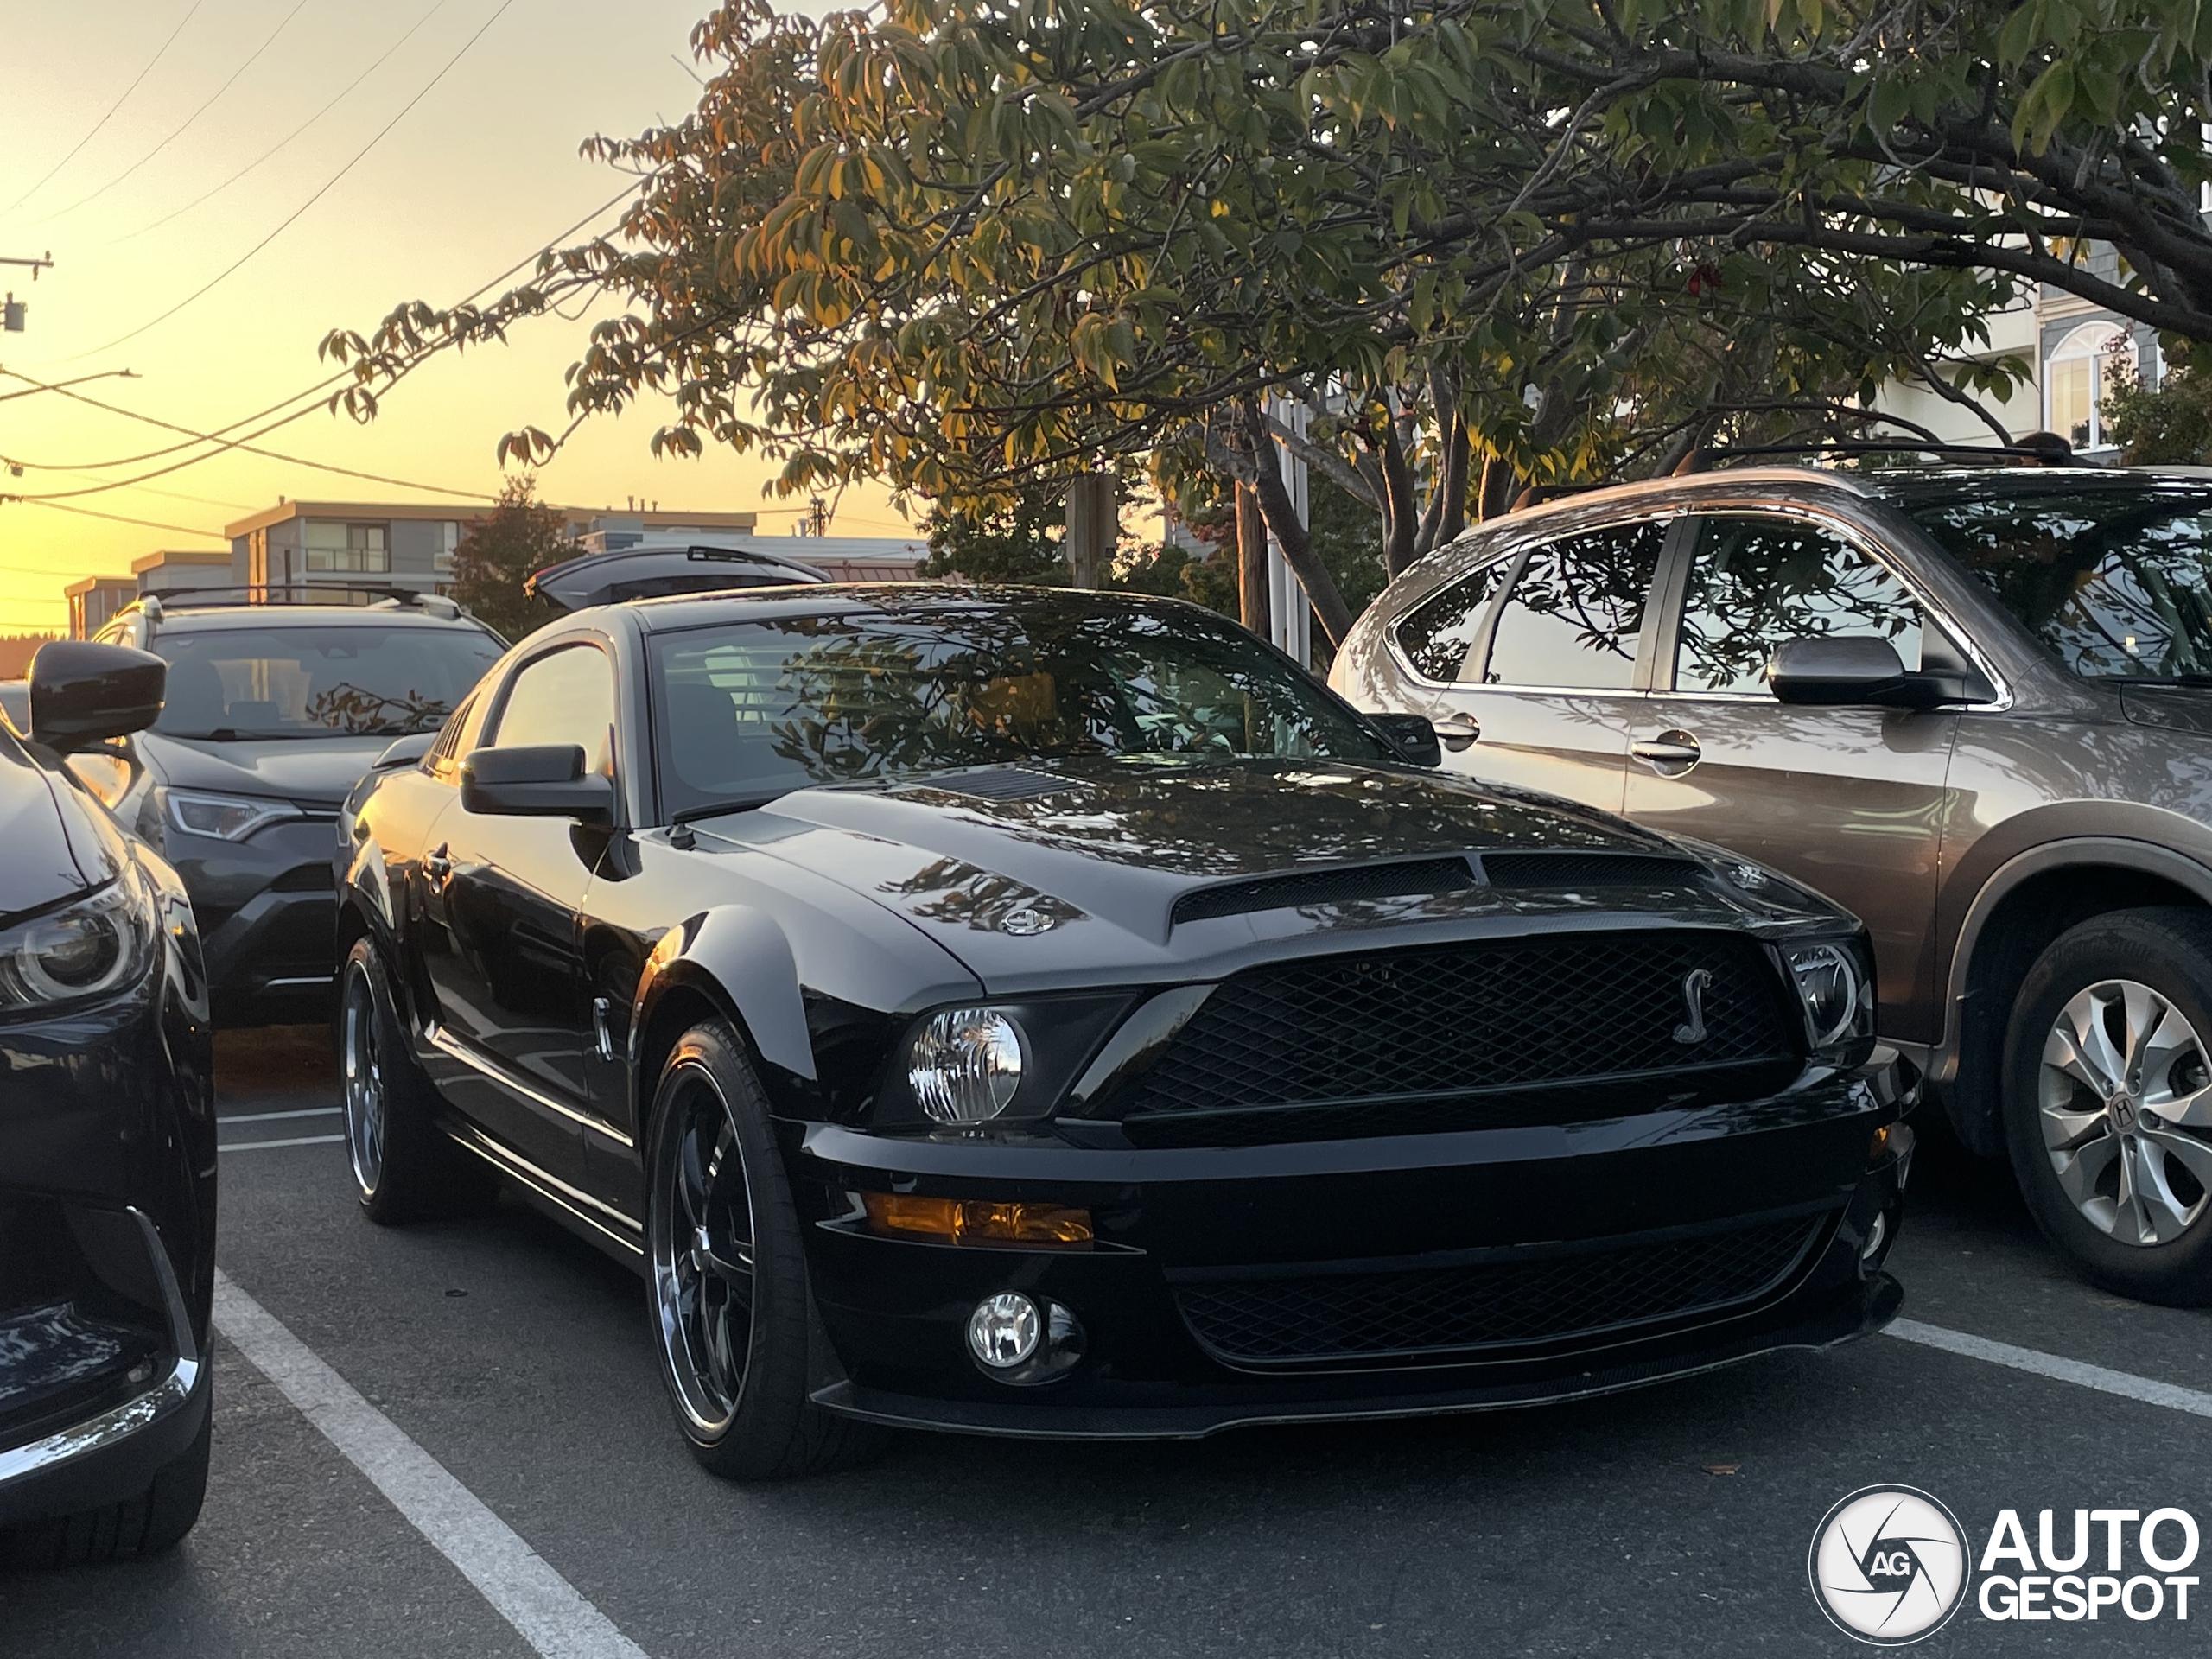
[{"left": 0, "top": 0, "right": 907, "bottom": 634}]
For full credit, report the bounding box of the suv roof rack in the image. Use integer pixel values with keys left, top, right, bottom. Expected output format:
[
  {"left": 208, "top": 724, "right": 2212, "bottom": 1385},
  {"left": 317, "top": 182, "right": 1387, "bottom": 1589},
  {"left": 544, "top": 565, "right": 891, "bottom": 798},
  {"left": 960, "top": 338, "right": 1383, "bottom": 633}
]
[
  {"left": 133, "top": 582, "right": 467, "bottom": 614},
  {"left": 1692, "top": 437, "right": 2078, "bottom": 467},
  {"left": 525, "top": 543, "right": 831, "bottom": 613}
]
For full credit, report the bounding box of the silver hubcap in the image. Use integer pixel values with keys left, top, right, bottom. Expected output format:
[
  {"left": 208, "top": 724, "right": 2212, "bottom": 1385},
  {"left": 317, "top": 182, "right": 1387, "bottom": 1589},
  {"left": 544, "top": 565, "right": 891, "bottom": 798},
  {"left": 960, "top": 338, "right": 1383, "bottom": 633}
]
[
  {"left": 650, "top": 1068, "right": 756, "bottom": 1439},
  {"left": 340, "top": 963, "right": 386, "bottom": 1198},
  {"left": 2040, "top": 979, "right": 2212, "bottom": 1245}
]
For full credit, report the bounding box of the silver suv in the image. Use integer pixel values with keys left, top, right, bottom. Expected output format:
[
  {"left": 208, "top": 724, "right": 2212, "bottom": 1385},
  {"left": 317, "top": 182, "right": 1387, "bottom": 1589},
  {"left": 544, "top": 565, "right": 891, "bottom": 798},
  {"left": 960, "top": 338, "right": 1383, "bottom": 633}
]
[{"left": 1336, "top": 465, "right": 2212, "bottom": 1304}]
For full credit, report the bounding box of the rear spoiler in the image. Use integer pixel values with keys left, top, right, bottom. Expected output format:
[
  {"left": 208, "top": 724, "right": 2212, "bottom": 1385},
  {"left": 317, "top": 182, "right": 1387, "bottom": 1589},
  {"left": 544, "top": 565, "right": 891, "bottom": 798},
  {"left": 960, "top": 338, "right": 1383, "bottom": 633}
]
[{"left": 525, "top": 545, "right": 830, "bottom": 612}]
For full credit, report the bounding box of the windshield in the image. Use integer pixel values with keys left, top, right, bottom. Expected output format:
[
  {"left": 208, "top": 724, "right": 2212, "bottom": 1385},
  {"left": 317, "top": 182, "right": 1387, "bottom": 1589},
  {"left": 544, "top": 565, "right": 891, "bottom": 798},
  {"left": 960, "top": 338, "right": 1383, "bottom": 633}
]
[
  {"left": 650, "top": 601, "right": 1393, "bottom": 817},
  {"left": 151, "top": 624, "right": 503, "bottom": 739},
  {"left": 1906, "top": 485, "right": 2212, "bottom": 683}
]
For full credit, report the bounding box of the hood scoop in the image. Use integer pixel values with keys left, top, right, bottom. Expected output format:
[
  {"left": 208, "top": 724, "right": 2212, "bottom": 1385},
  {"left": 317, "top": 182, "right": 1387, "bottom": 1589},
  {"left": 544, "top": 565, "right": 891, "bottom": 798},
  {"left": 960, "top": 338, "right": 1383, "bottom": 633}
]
[
  {"left": 906, "top": 766, "right": 1084, "bottom": 803},
  {"left": 1173, "top": 855, "right": 1480, "bottom": 925},
  {"left": 1481, "top": 851, "right": 1703, "bottom": 887}
]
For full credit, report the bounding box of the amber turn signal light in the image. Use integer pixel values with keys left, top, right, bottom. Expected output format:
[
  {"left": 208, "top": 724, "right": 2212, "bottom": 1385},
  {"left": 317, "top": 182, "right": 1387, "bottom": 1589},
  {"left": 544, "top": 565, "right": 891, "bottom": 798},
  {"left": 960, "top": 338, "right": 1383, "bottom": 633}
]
[
  {"left": 861, "top": 1192, "right": 1093, "bottom": 1247},
  {"left": 1868, "top": 1121, "right": 1916, "bottom": 1166}
]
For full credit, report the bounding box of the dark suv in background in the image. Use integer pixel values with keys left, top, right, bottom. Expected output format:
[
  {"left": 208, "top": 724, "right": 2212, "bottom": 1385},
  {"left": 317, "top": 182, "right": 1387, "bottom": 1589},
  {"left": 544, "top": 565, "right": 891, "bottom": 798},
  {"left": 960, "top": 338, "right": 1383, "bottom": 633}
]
[
  {"left": 75, "top": 588, "right": 504, "bottom": 1025},
  {"left": 1338, "top": 465, "right": 2212, "bottom": 1305}
]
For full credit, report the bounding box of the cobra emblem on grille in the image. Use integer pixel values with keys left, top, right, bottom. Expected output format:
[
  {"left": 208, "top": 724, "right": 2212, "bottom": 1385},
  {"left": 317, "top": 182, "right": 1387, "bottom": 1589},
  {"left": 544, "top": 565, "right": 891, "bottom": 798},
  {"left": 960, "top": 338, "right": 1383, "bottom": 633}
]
[{"left": 1673, "top": 967, "right": 1713, "bottom": 1046}]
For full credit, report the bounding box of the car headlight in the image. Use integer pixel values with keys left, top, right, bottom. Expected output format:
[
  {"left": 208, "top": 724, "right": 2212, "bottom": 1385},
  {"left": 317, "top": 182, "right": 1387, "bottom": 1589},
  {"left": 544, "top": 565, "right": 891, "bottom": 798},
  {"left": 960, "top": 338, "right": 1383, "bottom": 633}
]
[
  {"left": 162, "top": 788, "right": 300, "bottom": 842},
  {"left": 908, "top": 1008, "right": 1027, "bottom": 1124},
  {"left": 1786, "top": 941, "right": 1872, "bottom": 1050},
  {"left": 0, "top": 871, "right": 157, "bottom": 1013}
]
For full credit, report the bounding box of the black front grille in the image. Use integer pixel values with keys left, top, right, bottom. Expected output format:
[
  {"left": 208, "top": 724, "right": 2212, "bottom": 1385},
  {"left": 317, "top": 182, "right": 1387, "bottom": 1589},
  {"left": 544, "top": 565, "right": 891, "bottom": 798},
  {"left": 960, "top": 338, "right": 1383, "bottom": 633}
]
[
  {"left": 1174, "top": 1211, "right": 1827, "bottom": 1364},
  {"left": 1481, "top": 851, "right": 1706, "bottom": 888},
  {"left": 1173, "top": 857, "right": 1478, "bottom": 924},
  {"left": 1116, "top": 932, "right": 1797, "bottom": 1140}
]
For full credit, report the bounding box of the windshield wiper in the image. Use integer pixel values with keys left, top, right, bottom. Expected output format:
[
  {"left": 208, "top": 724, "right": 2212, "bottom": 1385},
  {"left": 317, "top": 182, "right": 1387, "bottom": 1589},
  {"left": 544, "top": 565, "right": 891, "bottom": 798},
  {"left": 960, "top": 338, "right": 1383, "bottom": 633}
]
[{"left": 670, "top": 792, "right": 791, "bottom": 825}]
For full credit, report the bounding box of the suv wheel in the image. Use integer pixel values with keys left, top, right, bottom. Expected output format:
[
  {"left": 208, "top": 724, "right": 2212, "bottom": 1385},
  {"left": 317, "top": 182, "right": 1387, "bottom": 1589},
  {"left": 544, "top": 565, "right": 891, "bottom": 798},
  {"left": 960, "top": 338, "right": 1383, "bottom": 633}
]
[{"left": 2005, "top": 907, "right": 2212, "bottom": 1304}]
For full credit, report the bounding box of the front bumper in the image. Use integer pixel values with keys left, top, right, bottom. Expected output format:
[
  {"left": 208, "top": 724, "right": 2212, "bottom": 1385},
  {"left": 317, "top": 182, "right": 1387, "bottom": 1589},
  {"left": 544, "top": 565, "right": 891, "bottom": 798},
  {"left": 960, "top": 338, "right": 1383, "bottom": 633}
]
[
  {"left": 788, "top": 1060, "right": 1911, "bottom": 1439},
  {"left": 0, "top": 950, "right": 217, "bottom": 1518},
  {"left": 170, "top": 817, "right": 339, "bottom": 1026}
]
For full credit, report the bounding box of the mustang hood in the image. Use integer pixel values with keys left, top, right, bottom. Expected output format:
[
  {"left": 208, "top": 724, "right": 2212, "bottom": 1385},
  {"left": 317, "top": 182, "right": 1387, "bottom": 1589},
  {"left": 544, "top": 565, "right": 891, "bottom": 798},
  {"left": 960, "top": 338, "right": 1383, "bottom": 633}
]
[
  {"left": 714, "top": 758, "right": 1784, "bottom": 992},
  {"left": 140, "top": 730, "right": 395, "bottom": 810}
]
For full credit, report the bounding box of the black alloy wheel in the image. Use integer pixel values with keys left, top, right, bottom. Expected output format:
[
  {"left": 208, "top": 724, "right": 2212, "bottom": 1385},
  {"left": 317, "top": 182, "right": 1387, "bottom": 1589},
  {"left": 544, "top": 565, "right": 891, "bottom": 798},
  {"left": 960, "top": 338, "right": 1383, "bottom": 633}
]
[
  {"left": 2005, "top": 907, "right": 2212, "bottom": 1306},
  {"left": 643, "top": 1020, "right": 878, "bottom": 1480},
  {"left": 336, "top": 935, "right": 492, "bottom": 1224}
]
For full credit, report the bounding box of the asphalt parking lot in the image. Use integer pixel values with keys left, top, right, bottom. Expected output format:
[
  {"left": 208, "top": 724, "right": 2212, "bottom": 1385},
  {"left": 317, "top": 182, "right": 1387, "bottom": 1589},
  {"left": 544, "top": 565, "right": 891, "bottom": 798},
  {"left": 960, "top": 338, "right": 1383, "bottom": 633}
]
[{"left": 10, "top": 1028, "right": 2212, "bottom": 1656}]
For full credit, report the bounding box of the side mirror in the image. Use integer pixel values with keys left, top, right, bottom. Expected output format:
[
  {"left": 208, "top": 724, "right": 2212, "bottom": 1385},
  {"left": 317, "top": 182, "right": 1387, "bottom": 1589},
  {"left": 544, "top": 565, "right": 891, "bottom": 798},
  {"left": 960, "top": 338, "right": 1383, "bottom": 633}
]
[
  {"left": 461, "top": 744, "right": 613, "bottom": 825},
  {"left": 29, "top": 640, "right": 167, "bottom": 752},
  {"left": 1767, "top": 637, "right": 1956, "bottom": 710},
  {"left": 1367, "top": 711, "right": 1443, "bottom": 767},
  {"left": 371, "top": 731, "right": 438, "bottom": 772}
]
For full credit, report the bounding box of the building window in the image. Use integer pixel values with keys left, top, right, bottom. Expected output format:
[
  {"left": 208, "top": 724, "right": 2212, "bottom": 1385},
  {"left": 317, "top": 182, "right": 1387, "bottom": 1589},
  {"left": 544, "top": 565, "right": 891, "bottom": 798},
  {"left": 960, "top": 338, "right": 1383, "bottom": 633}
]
[
  {"left": 434, "top": 520, "right": 460, "bottom": 576},
  {"left": 2045, "top": 322, "right": 2136, "bottom": 452},
  {"left": 304, "top": 521, "right": 390, "bottom": 574}
]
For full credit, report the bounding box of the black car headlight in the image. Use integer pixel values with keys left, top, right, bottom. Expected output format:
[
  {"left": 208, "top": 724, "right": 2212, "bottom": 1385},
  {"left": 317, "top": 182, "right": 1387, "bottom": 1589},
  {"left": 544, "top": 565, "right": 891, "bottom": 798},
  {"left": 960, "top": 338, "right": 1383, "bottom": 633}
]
[
  {"left": 160, "top": 787, "right": 301, "bottom": 842},
  {"left": 875, "top": 994, "right": 1134, "bottom": 1129},
  {"left": 1784, "top": 938, "right": 1874, "bottom": 1052},
  {"left": 0, "top": 871, "right": 157, "bottom": 1014},
  {"left": 909, "top": 1007, "right": 1027, "bottom": 1125}
]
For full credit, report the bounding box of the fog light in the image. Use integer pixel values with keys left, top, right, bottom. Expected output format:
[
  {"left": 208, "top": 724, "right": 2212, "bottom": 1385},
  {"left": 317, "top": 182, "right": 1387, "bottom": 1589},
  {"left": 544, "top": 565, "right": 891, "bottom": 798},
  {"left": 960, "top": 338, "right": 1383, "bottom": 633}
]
[
  {"left": 1868, "top": 1120, "right": 1916, "bottom": 1169},
  {"left": 968, "top": 1292, "right": 1042, "bottom": 1369},
  {"left": 1860, "top": 1211, "right": 1888, "bottom": 1262}
]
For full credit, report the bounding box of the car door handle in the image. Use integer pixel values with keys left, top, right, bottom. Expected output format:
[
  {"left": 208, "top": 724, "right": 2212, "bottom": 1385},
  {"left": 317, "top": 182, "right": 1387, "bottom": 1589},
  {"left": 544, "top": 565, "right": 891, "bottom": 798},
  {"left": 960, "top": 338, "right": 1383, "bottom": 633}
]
[
  {"left": 1434, "top": 714, "right": 1482, "bottom": 751},
  {"left": 1631, "top": 734, "right": 1702, "bottom": 771},
  {"left": 423, "top": 843, "right": 451, "bottom": 879}
]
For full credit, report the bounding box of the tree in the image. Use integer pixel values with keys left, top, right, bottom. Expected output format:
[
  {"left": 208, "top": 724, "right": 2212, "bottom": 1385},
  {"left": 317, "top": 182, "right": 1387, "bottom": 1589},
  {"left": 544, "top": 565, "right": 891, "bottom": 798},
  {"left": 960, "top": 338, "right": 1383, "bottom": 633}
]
[
  {"left": 448, "top": 476, "right": 576, "bottom": 643},
  {"left": 917, "top": 487, "right": 1069, "bottom": 585},
  {"left": 2108, "top": 362, "right": 2212, "bottom": 466},
  {"left": 327, "top": 1, "right": 2050, "bottom": 645}
]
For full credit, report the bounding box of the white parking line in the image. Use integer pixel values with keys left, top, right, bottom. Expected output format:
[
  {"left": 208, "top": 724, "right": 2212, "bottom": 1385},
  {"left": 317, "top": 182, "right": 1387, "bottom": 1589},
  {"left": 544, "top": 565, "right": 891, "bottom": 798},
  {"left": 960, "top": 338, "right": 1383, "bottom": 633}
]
[
  {"left": 218, "top": 1134, "right": 346, "bottom": 1152},
  {"left": 218, "top": 1106, "right": 342, "bottom": 1124},
  {"left": 213, "top": 1272, "right": 649, "bottom": 1659},
  {"left": 1886, "top": 1317, "right": 2212, "bottom": 1419}
]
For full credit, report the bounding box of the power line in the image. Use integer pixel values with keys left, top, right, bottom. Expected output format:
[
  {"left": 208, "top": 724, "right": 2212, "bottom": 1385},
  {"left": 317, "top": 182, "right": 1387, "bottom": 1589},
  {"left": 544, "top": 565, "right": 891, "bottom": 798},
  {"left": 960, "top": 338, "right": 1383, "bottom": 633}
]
[
  {"left": 54, "top": 0, "right": 518, "bottom": 364},
  {"left": 3, "top": 0, "right": 211, "bottom": 216},
  {"left": 32, "top": 0, "right": 319, "bottom": 227},
  {"left": 104, "top": 0, "right": 457, "bottom": 249},
  {"left": 0, "top": 178, "right": 646, "bottom": 500},
  {"left": 7, "top": 498, "right": 225, "bottom": 538}
]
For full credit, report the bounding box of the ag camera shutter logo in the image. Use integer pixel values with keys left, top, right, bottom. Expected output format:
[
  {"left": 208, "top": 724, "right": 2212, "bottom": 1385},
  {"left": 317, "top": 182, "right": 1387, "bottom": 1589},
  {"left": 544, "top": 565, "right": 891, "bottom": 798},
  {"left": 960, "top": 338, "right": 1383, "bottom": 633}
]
[{"left": 1809, "top": 1485, "right": 1971, "bottom": 1644}]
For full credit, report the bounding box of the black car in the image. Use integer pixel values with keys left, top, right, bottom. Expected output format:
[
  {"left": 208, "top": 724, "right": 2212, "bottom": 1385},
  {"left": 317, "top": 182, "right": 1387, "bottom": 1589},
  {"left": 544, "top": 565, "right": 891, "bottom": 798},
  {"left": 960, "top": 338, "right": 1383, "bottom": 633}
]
[
  {"left": 80, "top": 589, "right": 505, "bottom": 1025},
  {"left": 337, "top": 586, "right": 1913, "bottom": 1478},
  {"left": 0, "top": 643, "right": 216, "bottom": 1562}
]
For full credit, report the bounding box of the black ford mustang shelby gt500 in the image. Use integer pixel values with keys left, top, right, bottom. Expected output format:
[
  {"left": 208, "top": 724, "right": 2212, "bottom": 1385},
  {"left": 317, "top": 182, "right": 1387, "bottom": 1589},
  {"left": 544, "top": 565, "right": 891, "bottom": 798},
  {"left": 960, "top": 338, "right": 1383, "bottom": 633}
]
[{"left": 336, "top": 586, "right": 1914, "bottom": 1478}]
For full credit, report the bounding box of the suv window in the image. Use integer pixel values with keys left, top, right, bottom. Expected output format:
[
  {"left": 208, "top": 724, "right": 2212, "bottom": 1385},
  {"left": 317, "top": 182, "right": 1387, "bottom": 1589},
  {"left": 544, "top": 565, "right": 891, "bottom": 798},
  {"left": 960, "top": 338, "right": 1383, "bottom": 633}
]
[
  {"left": 1674, "top": 516, "right": 1923, "bottom": 695},
  {"left": 1394, "top": 563, "right": 1502, "bottom": 683},
  {"left": 489, "top": 645, "right": 615, "bottom": 775},
  {"left": 1484, "top": 521, "right": 1667, "bottom": 689},
  {"left": 151, "top": 623, "right": 501, "bottom": 739},
  {"left": 1906, "top": 486, "right": 2212, "bottom": 683}
]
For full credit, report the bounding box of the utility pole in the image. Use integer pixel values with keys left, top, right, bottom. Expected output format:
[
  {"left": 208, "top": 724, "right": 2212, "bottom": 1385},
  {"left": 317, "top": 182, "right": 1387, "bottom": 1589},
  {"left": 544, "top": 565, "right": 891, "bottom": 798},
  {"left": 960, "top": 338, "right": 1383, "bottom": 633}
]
[
  {"left": 1065, "top": 472, "right": 1116, "bottom": 588},
  {"left": 807, "top": 496, "right": 829, "bottom": 537},
  {"left": 0, "top": 253, "right": 53, "bottom": 334}
]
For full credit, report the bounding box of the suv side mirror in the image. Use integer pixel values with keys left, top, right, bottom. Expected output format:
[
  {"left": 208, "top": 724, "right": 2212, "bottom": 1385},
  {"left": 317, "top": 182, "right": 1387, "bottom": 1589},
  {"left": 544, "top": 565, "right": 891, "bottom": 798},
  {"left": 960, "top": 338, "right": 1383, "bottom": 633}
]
[
  {"left": 1767, "top": 637, "right": 1958, "bottom": 710},
  {"left": 29, "top": 640, "right": 167, "bottom": 752},
  {"left": 461, "top": 744, "right": 614, "bottom": 825},
  {"left": 1367, "top": 711, "right": 1443, "bottom": 767}
]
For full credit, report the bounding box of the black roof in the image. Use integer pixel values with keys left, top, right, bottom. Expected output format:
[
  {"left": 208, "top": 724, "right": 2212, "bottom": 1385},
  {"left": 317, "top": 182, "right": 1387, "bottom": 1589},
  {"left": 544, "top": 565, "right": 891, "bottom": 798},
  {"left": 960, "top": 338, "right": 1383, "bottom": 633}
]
[{"left": 620, "top": 582, "right": 1191, "bottom": 635}]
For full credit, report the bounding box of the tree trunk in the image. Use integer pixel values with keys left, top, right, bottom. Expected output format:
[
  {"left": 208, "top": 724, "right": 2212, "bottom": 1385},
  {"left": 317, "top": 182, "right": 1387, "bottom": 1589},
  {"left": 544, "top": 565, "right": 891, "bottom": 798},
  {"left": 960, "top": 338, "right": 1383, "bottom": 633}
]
[
  {"left": 1236, "top": 483, "right": 1269, "bottom": 636},
  {"left": 1240, "top": 404, "right": 1354, "bottom": 645}
]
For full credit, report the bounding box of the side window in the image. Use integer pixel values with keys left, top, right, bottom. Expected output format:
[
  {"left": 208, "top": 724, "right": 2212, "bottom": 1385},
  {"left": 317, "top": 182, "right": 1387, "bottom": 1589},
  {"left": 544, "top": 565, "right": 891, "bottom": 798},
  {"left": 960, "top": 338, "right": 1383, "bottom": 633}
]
[
  {"left": 1483, "top": 521, "right": 1668, "bottom": 690},
  {"left": 488, "top": 645, "right": 616, "bottom": 776},
  {"left": 426, "top": 690, "right": 491, "bottom": 778},
  {"left": 1394, "top": 561, "right": 1502, "bottom": 683},
  {"left": 1673, "top": 517, "right": 1922, "bottom": 696}
]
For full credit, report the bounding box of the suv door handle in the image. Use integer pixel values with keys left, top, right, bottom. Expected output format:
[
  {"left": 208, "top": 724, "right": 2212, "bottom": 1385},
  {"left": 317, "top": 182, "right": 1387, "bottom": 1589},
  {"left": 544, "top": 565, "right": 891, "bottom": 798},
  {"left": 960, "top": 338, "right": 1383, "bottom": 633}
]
[
  {"left": 423, "top": 843, "right": 451, "bottom": 879},
  {"left": 1631, "top": 733, "right": 1702, "bottom": 772},
  {"left": 1434, "top": 714, "right": 1482, "bottom": 751}
]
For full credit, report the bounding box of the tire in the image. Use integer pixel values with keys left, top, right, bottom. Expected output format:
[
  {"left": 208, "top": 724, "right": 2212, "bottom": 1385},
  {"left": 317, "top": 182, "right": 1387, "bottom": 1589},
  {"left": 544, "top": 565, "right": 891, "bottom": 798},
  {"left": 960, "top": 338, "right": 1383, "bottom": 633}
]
[
  {"left": 2, "top": 1402, "right": 211, "bottom": 1568},
  {"left": 2004, "top": 906, "right": 2212, "bottom": 1305},
  {"left": 644, "top": 1020, "right": 878, "bottom": 1481},
  {"left": 336, "top": 936, "right": 493, "bottom": 1224}
]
